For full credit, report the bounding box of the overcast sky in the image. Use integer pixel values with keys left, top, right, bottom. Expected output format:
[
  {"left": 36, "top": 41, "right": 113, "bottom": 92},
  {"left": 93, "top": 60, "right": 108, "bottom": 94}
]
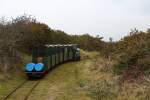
[{"left": 0, "top": 0, "right": 150, "bottom": 41}]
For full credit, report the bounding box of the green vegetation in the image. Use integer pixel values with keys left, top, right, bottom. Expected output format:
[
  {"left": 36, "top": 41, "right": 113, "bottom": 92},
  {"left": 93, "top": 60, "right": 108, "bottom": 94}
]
[
  {"left": 0, "top": 51, "right": 149, "bottom": 100},
  {"left": 112, "top": 29, "right": 150, "bottom": 78},
  {"left": 84, "top": 51, "right": 150, "bottom": 100},
  {"left": 0, "top": 71, "right": 26, "bottom": 99},
  {"left": 30, "top": 51, "right": 150, "bottom": 100},
  {"left": 0, "top": 15, "right": 103, "bottom": 75},
  {"left": 0, "top": 15, "right": 149, "bottom": 79},
  {"left": 0, "top": 14, "right": 150, "bottom": 99}
]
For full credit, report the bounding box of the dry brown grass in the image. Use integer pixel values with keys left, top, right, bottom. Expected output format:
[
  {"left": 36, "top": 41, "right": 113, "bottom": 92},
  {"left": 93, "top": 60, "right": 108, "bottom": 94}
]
[
  {"left": 82, "top": 51, "right": 150, "bottom": 100},
  {"left": 80, "top": 50, "right": 99, "bottom": 60}
]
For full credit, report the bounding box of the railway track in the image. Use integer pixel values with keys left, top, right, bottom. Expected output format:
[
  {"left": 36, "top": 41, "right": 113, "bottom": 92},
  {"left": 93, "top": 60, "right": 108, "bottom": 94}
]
[{"left": 2, "top": 80, "right": 41, "bottom": 100}]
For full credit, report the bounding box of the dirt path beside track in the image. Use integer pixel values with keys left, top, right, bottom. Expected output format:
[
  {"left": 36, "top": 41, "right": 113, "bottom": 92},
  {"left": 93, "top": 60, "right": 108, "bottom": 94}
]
[{"left": 28, "top": 60, "right": 91, "bottom": 100}]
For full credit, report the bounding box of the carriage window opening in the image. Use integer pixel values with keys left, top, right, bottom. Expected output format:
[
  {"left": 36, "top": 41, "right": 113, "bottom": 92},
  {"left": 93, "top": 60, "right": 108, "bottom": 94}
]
[{"left": 37, "top": 57, "right": 43, "bottom": 63}]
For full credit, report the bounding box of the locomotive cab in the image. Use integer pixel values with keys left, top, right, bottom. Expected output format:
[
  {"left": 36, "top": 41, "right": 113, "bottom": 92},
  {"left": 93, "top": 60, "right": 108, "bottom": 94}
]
[{"left": 25, "top": 46, "right": 46, "bottom": 78}]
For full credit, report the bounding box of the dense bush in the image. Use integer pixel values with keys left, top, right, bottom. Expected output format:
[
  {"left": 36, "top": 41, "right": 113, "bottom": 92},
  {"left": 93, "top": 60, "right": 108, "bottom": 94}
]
[{"left": 113, "top": 30, "right": 150, "bottom": 77}]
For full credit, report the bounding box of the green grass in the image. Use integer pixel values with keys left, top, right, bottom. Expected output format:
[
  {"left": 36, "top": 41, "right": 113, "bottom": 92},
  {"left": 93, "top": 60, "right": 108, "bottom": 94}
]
[
  {"left": 0, "top": 51, "right": 92, "bottom": 100},
  {"left": 0, "top": 51, "right": 150, "bottom": 100},
  {"left": 28, "top": 60, "right": 91, "bottom": 100},
  {"left": 0, "top": 54, "right": 30, "bottom": 99},
  {"left": 0, "top": 71, "right": 26, "bottom": 99}
]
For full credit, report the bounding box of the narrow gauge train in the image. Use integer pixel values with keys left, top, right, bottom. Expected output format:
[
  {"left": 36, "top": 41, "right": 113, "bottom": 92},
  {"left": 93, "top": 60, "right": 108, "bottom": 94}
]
[{"left": 25, "top": 44, "right": 80, "bottom": 79}]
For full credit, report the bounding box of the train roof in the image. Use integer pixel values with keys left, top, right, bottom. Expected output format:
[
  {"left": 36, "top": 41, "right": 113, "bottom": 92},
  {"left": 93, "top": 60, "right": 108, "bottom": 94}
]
[{"left": 44, "top": 44, "right": 79, "bottom": 48}]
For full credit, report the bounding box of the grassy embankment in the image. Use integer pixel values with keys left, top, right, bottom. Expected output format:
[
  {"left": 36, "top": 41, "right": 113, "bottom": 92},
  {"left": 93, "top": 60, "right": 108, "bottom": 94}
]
[
  {"left": 0, "top": 55, "right": 31, "bottom": 99},
  {"left": 0, "top": 50, "right": 150, "bottom": 100}
]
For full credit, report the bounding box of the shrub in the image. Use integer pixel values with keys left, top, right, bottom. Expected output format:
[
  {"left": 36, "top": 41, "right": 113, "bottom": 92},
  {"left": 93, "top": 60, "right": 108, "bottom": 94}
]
[{"left": 113, "top": 30, "right": 150, "bottom": 77}]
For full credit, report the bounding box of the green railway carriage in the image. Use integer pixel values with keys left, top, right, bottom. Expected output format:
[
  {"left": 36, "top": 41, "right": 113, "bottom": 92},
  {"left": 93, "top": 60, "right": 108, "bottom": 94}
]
[{"left": 25, "top": 44, "right": 80, "bottom": 79}]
